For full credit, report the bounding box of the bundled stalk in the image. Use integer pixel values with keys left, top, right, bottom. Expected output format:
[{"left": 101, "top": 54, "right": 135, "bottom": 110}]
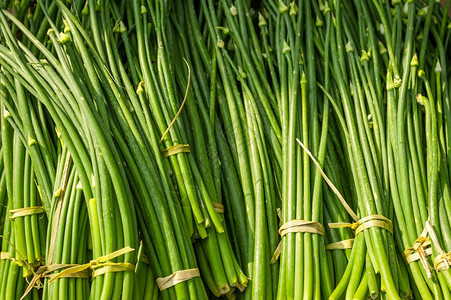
[
  {"left": 41, "top": 146, "right": 90, "bottom": 299},
  {"left": 169, "top": 2, "right": 252, "bottom": 295},
  {"left": 317, "top": 0, "right": 411, "bottom": 298},
  {"left": 0, "top": 2, "right": 139, "bottom": 298},
  {"left": 0, "top": 210, "right": 39, "bottom": 300},
  {"left": 189, "top": 0, "right": 283, "bottom": 297},
  {"left": 320, "top": 0, "right": 451, "bottom": 298},
  {"left": 8, "top": 131, "right": 47, "bottom": 273},
  {"left": 0, "top": 73, "right": 55, "bottom": 273},
  {"left": 0, "top": 101, "right": 41, "bottom": 299},
  {"left": 82, "top": 1, "right": 215, "bottom": 298},
  {"left": 1, "top": 1, "right": 213, "bottom": 299},
  {"left": 124, "top": 0, "right": 224, "bottom": 239},
  {"left": 265, "top": 0, "right": 336, "bottom": 298}
]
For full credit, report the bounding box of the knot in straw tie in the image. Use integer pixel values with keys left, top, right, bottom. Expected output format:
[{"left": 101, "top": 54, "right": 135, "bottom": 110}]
[
  {"left": 270, "top": 220, "right": 325, "bottom": 264},
  {"left": 403, "top": 235, "right": 432, "bottom": 278},
  {"left": 328, "top": 214, "right": 393, "bottom": 236},
  {"left": 156, "top": 268, "right": 200, "bottom": 291},
  {"left": 413, "top": 236, "right": 429, "bottom": 249},
  {"left": 278, "top": 220, "right": 325, "bottom": 236},
  {"left": 434, "top": 252, "right": 451, "bottom": 271}
]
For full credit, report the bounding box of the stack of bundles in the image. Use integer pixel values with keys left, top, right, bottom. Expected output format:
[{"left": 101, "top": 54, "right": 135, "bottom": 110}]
[{"left": 0, "top": 0, "right": 449, "bottom": 299}]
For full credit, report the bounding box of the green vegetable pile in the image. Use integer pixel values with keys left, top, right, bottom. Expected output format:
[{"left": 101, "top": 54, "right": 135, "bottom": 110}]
[{"left": 0, "top": 0, "right": 450, "bottom": 299}]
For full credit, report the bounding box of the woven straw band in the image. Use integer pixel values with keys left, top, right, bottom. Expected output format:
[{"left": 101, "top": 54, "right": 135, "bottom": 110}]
[
  {"left": 0, "top": 250, "right": 44, "bottom": 265},
  {"left": 49, "top": 246, "right": 135, "bottom": 283},
  {"left": 10, "top": 206, "right": 45, "bottom": 219},
  {"left": 161, "top": 144, "right": 190, "bottom": 158},
  {"left": 403, "top": 236, "right": 433, "bottom": 278},
  {"left": 326, "top": 238, "right": 355, "bottom": 250},
  {"left": 46, "top": 264, "right": 90, "bottom": 280},
  {"left": 328, "top": 214, "right": 393, "bottom": 236},
  {"left": 0, "top": 256, "right": 44, "bottom": 267},
  {"left": 21, "top": 246, "right": 135, "bottom": 300},
  {"left": 425, "top": 221, "right": 451, "bottom": 272},
  {"left": 92, "top": 262, "right": 135, "bottom": 277},
  {"left": 21, "top": 263, "right": 88, "bottom": 300},
  {"left": 402, "top": 224, "right": 433, "bottom": 278},
  {"left": 156, "top": 268, "right": 200, "bottom": 291},
  {"left": 212, "top": 202, "right": 224, "bottom": 214},
  {"left": 278, "top": 220, "right": 325, "bottom": 236},
  {"left": 401, "top": 221, "right": 451, "bottom": 276},
  {"left": 21, "top": 264, "right": 88, "bottom": 300},
  {"left": 434, "top": 252, "right": 451, "bottom": 271},
  {"left": 270, "top": 220, "right": 325, "bottom": 264},
  {"left": 403, "top": 237, "right": 432, "bottom": 263}
]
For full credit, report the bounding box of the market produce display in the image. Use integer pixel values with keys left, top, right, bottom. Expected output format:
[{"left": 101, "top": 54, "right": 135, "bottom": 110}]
[{"left": 0, "top": 0, "right": 450, "bottom": 299}]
